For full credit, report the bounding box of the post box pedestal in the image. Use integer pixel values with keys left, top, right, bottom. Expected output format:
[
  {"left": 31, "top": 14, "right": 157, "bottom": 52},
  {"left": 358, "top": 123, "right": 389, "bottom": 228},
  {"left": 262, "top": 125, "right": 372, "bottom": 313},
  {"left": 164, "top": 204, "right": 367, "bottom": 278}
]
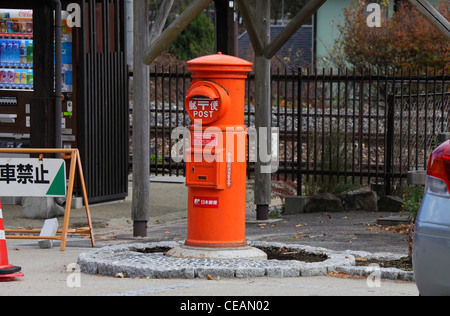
[{"left": 166, "top": 245, "right": 267, "bottom": 260}]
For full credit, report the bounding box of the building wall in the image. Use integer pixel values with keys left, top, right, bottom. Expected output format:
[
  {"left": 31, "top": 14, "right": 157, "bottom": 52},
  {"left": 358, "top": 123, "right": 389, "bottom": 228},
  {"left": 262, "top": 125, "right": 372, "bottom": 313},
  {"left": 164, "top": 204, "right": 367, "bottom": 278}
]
[{"left": 314, "top": 0, "right": 347, "bottom": 68}]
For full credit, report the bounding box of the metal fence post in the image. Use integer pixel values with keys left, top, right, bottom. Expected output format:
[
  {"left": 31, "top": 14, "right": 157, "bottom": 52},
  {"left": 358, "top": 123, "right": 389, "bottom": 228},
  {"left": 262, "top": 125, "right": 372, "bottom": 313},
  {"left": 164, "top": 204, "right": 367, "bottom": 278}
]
[
  {"left": 385, "top": 94, "right": 395, "bottom": 195},
  {"left": 297, "top": 69, "right": 303, "bottom": 196}
]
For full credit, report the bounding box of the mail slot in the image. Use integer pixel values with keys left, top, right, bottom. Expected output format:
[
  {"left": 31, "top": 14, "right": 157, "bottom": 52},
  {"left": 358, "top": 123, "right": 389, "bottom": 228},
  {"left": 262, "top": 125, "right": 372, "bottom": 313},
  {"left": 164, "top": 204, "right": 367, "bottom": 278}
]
[
  {"left": 184, "top": 53, "right": 253, "bottom": 248},
  {"left": 186, "top": 147, "right": 225, "bottom": 190}
]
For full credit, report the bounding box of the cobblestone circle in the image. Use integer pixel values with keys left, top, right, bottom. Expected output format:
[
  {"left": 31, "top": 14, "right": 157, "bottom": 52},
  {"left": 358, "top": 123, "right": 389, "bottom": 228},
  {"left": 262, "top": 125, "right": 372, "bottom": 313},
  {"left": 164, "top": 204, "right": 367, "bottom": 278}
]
[{"left": 77, "top": 241, "right": 414, "bottom": 281}]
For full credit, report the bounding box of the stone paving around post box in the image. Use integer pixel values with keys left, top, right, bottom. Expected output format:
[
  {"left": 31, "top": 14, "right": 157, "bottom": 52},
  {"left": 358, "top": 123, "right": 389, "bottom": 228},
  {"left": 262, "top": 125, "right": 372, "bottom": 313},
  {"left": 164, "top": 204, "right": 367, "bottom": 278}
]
[{"left": 77, "top": 240, "right": 415, "bottom": 282}]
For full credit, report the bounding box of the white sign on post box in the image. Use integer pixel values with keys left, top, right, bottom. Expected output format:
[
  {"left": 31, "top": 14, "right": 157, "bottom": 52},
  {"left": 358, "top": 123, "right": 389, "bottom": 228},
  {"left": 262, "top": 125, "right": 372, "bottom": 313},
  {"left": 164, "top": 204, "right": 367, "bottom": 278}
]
[{"left": 0, "top": 158, "right": 66, "bottom": 197}]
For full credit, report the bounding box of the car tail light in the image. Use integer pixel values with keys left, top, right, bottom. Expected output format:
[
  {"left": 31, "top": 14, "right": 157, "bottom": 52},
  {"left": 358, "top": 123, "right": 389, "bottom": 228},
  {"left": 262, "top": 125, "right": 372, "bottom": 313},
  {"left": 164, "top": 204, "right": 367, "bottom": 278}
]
[{"left": 426, "top": 140, "right": 450, "bottom": 198}]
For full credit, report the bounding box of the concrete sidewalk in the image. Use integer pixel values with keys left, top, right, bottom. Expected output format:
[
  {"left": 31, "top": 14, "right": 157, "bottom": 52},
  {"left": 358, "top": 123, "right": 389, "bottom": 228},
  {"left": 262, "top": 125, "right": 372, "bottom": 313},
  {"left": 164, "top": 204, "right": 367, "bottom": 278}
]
[
  {"left": 0, "top": 179, "right": 417, "bottom": 296},
  {"left": 2, "top": 179, "right": 188, "bottom": 236},
  {"left": 2, "top": 243, "right": 418, "bottom": 296}
]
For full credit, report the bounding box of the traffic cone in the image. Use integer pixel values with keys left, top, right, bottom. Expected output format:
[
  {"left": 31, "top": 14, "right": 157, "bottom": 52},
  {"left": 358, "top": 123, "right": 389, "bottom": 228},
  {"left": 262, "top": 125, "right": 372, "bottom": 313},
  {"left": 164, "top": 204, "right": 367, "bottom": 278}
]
[{"left": 0, "top": 200, "right": 24, "bottom": 281}]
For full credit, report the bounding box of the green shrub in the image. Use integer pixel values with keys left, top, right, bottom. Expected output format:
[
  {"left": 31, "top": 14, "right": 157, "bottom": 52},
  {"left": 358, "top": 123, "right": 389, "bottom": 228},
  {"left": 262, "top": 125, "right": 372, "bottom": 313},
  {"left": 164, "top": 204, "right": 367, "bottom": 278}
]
[
  {"left": 169, "top": 12, "right": 214, "bottom": 61},
  {"left": 402, "top": 186, "right": 424, "bottom": 222}
]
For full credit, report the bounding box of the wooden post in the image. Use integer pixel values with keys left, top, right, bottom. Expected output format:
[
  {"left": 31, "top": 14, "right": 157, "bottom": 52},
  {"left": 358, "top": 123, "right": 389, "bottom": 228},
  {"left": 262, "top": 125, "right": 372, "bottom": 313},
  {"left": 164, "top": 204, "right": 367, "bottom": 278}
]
[
  {"left": 235, "top": 0, "right": 330, "bottom": 220},
  {"left": 132, "top": 0, "right": 151, "bottom": 237},
  {"left": 254, "top": 0, "right": 272, "bottom": 221}
]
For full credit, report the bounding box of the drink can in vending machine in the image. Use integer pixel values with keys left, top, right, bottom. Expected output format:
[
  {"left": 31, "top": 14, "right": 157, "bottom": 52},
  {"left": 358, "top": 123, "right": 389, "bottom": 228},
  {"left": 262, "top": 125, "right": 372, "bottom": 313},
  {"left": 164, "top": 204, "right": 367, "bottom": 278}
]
[
  {"left": 14, "top": 71, "right": 20, "bottom": 84},
  {"left": 0, "top": 70, "right": 6, "bottom": 83},
  {"left": 20, "top": 71, "right": 27, "bottom": 84},
  {"left": 20, "top": 21, "right": 26, "bottom": 33},
  {"left": 26, "top": 70, "right": 33, "bottom": 85},
  {"left": 6, "top": 20, "right": 13, "bottom": 33},
  {"left": 13, "top": 20, "right": 20, "bottom": 33},
  {"left": 7, "top": 70, "right": 14, "bottom": 83},
  {"left": 26, "top": 21, "right": 32, "bottom": 33}
]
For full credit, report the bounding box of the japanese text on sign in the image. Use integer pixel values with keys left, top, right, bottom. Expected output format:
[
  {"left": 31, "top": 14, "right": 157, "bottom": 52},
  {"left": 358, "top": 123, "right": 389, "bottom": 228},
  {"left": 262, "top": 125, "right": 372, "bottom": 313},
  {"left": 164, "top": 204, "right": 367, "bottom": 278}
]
[
  {"left": 0, "top": 163, "right": 50, "bottom": 184},
  {"left": 0, "top": 158, "right": 66, "bottom": 197}
]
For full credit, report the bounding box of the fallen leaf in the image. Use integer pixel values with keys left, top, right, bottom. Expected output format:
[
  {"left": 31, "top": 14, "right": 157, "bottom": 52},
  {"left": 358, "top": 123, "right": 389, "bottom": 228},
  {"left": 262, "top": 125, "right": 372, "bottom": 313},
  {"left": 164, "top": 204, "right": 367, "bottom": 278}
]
[
  {"left": 355, "top": 257, "right": 367, "bottom": 261},
  {"left": 327, "top": 271, "right": 365, "bottom": 280}
]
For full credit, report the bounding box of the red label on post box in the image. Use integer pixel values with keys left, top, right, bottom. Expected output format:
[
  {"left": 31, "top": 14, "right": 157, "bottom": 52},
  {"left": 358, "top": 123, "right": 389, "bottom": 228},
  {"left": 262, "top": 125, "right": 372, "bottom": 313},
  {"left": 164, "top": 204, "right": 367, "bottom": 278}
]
[
  {"left": 193, "top": 196, "right": 219, "bottom": 208},
  {"left": 193, "top": 133, "right": 218, "bottom": 147}
]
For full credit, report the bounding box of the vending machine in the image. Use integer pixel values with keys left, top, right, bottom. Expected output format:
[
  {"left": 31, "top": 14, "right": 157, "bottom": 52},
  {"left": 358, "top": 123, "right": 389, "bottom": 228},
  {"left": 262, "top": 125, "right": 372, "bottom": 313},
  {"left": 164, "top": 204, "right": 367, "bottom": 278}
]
[
  {"left": 0, "top": 8, "right": 73, "bottom": 150},
  {"left": 0, "top": 1, "right": 129, "bottom": 204}
]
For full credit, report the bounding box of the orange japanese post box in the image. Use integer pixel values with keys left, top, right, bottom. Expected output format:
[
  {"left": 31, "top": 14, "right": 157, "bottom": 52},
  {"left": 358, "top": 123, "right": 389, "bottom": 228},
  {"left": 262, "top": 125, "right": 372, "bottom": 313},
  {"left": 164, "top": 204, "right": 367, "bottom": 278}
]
[{"left": 184, "top": 53, "right": 253, "bottom": 248}]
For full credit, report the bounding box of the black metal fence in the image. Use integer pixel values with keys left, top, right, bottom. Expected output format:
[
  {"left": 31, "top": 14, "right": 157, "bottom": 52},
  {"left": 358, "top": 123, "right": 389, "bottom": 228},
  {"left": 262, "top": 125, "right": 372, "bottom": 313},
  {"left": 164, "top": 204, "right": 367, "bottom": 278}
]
[{"left": 130, "top": 67, "right": 449, "bottom": 196}]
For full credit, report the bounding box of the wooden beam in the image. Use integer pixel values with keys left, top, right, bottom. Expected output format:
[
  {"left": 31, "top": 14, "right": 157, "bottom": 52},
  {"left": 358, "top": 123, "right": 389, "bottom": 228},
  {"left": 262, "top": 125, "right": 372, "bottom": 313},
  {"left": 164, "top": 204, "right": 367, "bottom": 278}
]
[
  {"left": 409, "top": 0, "right": 450, "bottom": 40},
  {"left": 143, "top": 0, "right": 213, "bottom": 65},
  {"left": 235, "top": 0, "right": 264, "bottom": 56},
  {"left": 149, "top": 0, "right": 175, "bottom": 45},
  {"left": 264, "top": 0, "right": 327, "bottom": 59}
]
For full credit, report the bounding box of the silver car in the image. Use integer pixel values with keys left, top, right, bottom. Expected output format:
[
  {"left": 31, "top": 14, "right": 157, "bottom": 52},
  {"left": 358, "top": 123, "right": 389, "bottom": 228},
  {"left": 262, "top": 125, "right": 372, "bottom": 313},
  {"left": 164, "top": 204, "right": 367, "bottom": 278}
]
[{"left": 413, "top": 140, "right": 450, "bottom": 296}]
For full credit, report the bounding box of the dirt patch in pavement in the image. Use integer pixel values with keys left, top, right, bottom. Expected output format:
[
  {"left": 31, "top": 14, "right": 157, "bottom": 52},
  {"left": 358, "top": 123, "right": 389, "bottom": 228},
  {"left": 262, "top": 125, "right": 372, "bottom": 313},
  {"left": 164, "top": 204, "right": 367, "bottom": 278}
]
[
  {"left": 355, "top": 257, "right": 413, "bottom": 271},
  {"left": 130, "top": 245, "right": 328, "bottom": 263},
  {"left": 257, "top": 246, "right": 328, "bottom": 262},
  {"left": 131, "top": 246, "right": 172, "bottom": 254}
]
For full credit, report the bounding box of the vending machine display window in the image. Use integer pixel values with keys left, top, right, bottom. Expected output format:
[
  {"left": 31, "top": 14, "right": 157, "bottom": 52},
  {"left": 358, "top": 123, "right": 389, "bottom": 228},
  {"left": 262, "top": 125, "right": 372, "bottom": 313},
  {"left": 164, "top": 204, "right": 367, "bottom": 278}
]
[
  {"left": 0, "top": 10, "right": 34, "bottom": 91},
  {"left": 0, "top": 9, "right": 73, "bottom": 148}
]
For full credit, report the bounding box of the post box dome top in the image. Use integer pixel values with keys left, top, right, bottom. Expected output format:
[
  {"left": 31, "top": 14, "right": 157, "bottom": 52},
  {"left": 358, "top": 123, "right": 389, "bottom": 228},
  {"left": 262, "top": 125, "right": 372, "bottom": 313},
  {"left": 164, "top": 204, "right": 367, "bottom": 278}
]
[{"left": 187, "top": 53, "right": 253, "bottom": 79}]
